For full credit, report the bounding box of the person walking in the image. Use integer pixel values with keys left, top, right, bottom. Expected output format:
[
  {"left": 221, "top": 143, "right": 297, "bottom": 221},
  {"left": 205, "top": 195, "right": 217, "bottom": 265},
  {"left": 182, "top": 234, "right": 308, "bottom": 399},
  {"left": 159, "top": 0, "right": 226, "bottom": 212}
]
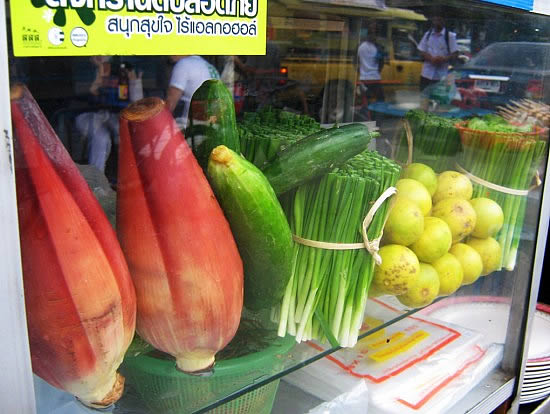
[
  {"left": 357, "top": 22, "right": 385, "bottom": 103},
  {"left": 417, "top": 14, "right": 459, "bottom": 90}
]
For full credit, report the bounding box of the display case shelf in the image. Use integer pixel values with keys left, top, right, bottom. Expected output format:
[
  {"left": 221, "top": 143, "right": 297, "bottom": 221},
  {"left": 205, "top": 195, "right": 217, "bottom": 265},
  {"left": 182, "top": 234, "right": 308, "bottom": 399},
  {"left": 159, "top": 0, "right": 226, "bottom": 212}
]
[
  {"left": 115, "top": 288, "right": 522, "bottom": 414},
  {"left": 115, "top": 300, "right": 431, "bottom": 414}
]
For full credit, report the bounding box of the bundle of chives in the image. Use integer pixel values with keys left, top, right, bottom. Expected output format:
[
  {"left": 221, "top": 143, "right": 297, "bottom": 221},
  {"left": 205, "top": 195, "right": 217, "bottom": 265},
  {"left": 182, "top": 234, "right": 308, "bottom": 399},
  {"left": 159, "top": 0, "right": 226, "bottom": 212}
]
[
  {"left": 238, "top": 107, "right": 321, "bottom": 167},
  {"left": 275, "top": 151, "right": 401, "bottom": 347},
  {"left": 457, "top": 123, "right": 547, "bottom": 270},
  {"left": 395, "top": 110, "right": 461, "bottom": 173}
]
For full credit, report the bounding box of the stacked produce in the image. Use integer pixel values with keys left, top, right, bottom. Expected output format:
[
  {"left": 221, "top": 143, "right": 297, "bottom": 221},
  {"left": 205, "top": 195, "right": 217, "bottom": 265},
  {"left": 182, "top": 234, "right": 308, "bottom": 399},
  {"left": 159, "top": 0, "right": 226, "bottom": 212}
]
[
  {"left": 372, "top": 163, "right": 506, "bottom": 308},
  {"left": 11, "top": 84, "right": 136, "bottom": 407},
  {"left": 395, "top": 110, "right": 461, "bottom": 173},
  {"left": 117, "top": 98, "right": 244, "bottom": 373},
  {"left": 237, "top": 106, "right": 321, "bottom": 167},
  {"left": 275, "top": 151, "right": 401, "bottom": 347},
  {"left": 457, "top": 114, "right": 547, "bottom": 270}
]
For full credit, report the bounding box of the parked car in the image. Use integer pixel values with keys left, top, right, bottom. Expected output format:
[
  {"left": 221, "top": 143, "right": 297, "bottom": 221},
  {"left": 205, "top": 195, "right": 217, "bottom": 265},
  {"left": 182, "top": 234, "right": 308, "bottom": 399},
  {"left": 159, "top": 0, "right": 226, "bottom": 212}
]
[{"left": 453, "top": 42, "right": 550, "bottom": 109}]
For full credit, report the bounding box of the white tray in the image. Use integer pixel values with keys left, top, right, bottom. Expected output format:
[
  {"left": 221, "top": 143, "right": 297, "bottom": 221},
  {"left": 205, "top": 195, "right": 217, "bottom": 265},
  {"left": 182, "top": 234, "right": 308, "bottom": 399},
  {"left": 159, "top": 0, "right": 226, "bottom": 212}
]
[{"left": 422, "top": 297, "right": 550, "bottom": 363}]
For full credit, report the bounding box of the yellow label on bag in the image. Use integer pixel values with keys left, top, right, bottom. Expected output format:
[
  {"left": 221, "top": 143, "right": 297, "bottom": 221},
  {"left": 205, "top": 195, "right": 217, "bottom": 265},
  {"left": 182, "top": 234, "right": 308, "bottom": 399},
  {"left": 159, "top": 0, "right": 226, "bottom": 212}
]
[
  {"left": 367, "top": 331, "right": 406, "bottom": 350},
  {"left": 356, "top": 316, "right": 386, "bottom": 351},
  {"left": 368, "top": 330, "right": 430, "bottom": 363},
  {"left": 10, "top": 0, "right": 267, "bottom": 57}
]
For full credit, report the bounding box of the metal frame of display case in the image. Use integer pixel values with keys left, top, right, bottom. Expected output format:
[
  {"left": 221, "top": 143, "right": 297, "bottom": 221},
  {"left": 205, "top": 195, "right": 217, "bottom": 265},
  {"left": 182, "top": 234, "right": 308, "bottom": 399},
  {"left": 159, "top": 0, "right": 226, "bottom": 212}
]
[
  {"left": 0, "top": 1, "right": 37, "bottom": 412},
  {"left": 507, "top": 155, "right": 550, "bottom": 412},
  {"left": 1, "top": 0, "right": 549, "bottom": 413}
]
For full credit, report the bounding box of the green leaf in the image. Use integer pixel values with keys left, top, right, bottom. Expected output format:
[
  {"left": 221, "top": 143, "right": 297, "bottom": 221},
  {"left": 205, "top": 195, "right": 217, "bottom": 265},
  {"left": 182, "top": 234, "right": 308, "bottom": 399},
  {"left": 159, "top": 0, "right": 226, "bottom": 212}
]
[
  {"left": 53, "top": 8, "right": 66, "bottom": 27},
  {"left": 76, "top": 7, "right": 96, "bottom": 26}
]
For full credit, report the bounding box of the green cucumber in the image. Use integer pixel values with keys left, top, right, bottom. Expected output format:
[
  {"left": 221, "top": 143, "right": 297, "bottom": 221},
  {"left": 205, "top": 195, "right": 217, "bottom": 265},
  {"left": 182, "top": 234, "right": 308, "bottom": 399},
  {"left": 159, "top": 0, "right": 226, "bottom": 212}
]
[
  {"left": 261, "top": 123, "right": 375, "bottom": 195},
  {"left": 187, "top": 79, "right": 240, "bottom": 168},
  {"left": 207, "top": 145, "right": 294, "bottom": 310}
]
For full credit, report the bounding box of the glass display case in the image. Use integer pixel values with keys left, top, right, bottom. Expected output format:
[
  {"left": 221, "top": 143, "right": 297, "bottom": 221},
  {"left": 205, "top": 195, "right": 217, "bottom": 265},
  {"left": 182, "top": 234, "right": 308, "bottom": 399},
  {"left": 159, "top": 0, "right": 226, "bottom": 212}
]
[{"left": 1, "top": 1, "right": 550, "bottom": 413}]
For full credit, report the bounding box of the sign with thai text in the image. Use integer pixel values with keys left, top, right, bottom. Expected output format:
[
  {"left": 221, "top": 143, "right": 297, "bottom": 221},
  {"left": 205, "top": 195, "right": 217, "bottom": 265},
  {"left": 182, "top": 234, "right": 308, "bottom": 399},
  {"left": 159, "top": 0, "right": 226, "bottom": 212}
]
[{"left": 10, "top": 0, "right": 267, "bottom": 56}]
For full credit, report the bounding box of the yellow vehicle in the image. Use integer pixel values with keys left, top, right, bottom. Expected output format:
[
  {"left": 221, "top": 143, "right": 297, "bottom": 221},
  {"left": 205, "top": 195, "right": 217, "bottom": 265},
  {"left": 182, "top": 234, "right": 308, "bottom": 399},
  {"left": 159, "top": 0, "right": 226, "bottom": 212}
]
[
  {"left": 268, "top": 1, "right": 426, "bottom": 122},
  {"left": 379, "top": 18, "right": 426, "bottom": 90}
]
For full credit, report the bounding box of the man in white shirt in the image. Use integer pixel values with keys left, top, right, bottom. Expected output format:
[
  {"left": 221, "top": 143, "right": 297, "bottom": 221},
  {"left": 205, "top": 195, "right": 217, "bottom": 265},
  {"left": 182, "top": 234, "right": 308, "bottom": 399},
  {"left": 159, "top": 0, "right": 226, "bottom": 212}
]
[
  {"left": 417, "top": 15, "right": 458, "bottom": 90},
  {"left": 357, "top": 22, "right": 384, "bottom": 102},
  {"left": 165, "top": 55, "right": 220, "bottom": 129}
]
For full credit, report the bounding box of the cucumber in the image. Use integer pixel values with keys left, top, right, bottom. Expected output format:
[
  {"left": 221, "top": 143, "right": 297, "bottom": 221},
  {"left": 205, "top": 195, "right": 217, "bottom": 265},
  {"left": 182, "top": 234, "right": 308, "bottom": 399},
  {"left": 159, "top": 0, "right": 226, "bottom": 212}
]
[
  {"left": 187, "top": 79, "right": 240, "bottom": 168},
  {"left": 261, "top": 123, "right": 375, "bottom": 195},
  {"left": 207, "top": 145, "right": 294, "bottom": 311}
]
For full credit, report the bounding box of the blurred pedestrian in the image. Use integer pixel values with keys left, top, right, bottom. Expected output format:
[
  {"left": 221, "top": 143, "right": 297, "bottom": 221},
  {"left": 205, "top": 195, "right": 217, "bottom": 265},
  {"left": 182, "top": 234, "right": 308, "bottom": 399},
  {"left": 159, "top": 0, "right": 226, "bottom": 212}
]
[
  {"left": 417, "top": 14, "right": 458, "bottom": 90},
  {"left": 74, "top": 56, "right": 142, "bottom": 173},
  {"left": 165, "top": 55, "right": 220, "bottom": 129},
  {"left": 358, "top": 22, "right": 385, "bottom": 103}
]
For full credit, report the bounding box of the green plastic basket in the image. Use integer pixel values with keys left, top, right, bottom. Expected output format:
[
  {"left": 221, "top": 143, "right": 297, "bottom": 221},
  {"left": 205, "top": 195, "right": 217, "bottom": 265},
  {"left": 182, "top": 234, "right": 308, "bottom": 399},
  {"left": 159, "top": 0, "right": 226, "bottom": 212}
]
[{"left": 120, "top": 335, "right": 296, "bottom": 414}]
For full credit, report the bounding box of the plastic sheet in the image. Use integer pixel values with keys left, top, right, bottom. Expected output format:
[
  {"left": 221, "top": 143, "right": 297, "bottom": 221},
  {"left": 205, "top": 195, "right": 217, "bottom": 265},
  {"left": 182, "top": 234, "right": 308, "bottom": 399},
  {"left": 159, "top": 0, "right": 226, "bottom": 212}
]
[
  {"left": 307, "top": 381, "right": 369, "bottom": 414},
  {"left": 285, "top": 298, "right": 504, "bottom": 414}
]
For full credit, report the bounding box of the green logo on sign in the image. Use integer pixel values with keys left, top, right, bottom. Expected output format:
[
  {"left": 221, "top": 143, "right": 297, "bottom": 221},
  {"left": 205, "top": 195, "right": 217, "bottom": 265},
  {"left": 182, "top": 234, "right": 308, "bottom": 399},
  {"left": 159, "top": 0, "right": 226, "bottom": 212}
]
[{"left": 31, "top": 0, "right": 96, "bottom": 27}]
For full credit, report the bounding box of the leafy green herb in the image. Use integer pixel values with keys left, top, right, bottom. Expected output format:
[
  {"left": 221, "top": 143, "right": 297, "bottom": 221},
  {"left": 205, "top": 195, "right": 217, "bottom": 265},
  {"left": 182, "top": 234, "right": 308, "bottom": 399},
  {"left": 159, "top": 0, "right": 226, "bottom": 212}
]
[
  {"left": 275, "top": 151, "right": 401, "bottom": 347},
  {"left": 395, "top": 109, "right": 461, "bottom": 173},
  {"left": 238, "top": 106, "right": 321, "bottom": 168},
  {"left": 459, "top": 119, "right": 546, "bottom": 270}
]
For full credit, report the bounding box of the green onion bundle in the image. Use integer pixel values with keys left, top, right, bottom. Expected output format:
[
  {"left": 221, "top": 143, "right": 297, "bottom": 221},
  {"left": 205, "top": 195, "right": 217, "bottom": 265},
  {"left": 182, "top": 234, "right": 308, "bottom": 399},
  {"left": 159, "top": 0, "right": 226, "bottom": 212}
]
[
  {"left": 395, "top": 109, "right": 461, "bottom": 173},
  {"left": 457, "top": 122, "right": 547, "bottom": 271},
  {"left": 275, "top": 151, "right": 401, "bottom": 347},
  {"left": 238, "top": 107, "right": 321, "bottom": 167}
]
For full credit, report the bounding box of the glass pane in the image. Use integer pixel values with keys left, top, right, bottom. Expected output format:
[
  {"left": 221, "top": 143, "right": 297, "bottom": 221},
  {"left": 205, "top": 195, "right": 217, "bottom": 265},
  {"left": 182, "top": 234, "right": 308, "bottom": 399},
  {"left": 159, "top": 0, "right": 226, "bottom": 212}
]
[
  {"left": 5, "top": 0, "right": 550, "bottom": 413},
  {"left": 115, "top": 299, "right": 417, "bottom": 413}
]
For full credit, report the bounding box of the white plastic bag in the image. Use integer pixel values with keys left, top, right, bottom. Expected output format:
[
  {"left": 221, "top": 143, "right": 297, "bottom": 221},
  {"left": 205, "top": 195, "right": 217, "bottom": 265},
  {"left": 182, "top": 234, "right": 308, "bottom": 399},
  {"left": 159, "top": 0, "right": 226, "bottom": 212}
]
[
  {"left": 368, "top": 343, "right": 502, "bottom": 414},
  {"left": 285, "top": 297, "right": 503, "bottom": 414},
  {"left": 307, "top": 381, "right": 369, "bottom": 414}
]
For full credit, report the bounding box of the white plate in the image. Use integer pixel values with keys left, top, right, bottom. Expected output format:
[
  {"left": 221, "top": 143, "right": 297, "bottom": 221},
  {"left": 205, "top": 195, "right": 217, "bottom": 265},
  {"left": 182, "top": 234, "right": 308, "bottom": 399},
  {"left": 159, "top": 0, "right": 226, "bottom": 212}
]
[
  {"left": 527, "top": 360, "right": 550, "bottom": 369},
  {"left": 520, "top": 386, "right": 550, "bottom": 396},
  {"left": 525, "top": 368, "right": 550, "bottom": 377},
  {"left": 527, "top": 304, "right": 550, "bottom": 362},
  {"left": 524, "top": 375, "right": 550, "bottom": 384},
  {"left": 522, "top": 381, "right": 550, "bottom": 392},
  {"left": 522, "top": 386, "right": 550, "bottom": 396},
  {"left": 520, "top": 392, "right": 550, "bottom": 403},
  {"left": 521, "top": 391, "right": 550, "bottom": 400},
  {"left": 526, "top": 366, "right": 550, "bottom": 373},
  {"left": 525, "top": 374, "right": 550, "bottom": 383},
  {"left": 422, "top": 298, "right": 550, "bottom": 362},
  {"left": 520, "top": 393, "right": 550, "bottom": 403},
  {"left": 421, "top": 297, "right": 510, "bottom": 344},
  {"left": 527, "top": 361, "right": 550, "bottom": 369},
  {"left": 523, "top": 376, "right": 550, "bottom": 386},
  {"left": 525, "top": 366, "right": 550, "bottom": 374},
  {"left": 520, "top": 394, "right": 549, "bottom": 404},
  {"left": 527, "top": 363, "right": 550, "bottom": 372}
]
